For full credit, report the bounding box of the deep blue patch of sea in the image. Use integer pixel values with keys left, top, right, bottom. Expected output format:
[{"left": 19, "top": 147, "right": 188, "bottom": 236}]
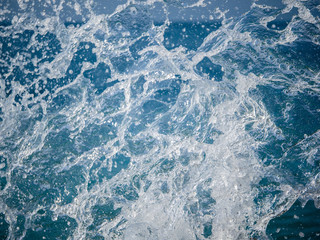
[{"left": 0, "top": 0, "right": 320, "bottom": 239}]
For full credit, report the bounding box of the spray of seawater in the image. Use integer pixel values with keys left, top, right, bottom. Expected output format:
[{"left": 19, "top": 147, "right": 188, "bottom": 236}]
[{"left": 0, "top": 0, "right": 319, "bottom": 239}]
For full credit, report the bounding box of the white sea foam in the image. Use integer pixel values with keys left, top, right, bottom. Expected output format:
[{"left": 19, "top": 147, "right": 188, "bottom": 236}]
[{"left": 0, "top": 0, "right": 319, "bottom": 239}]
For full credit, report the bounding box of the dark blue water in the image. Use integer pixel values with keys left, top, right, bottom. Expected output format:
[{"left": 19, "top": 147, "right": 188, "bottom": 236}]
[{"left": 0, "top": 0, "right": 320, "bottom": 239}]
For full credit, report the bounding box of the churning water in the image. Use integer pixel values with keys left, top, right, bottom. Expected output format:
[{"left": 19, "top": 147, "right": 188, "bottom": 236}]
[{"left": 0, "top": 0, "right": 320, "bottom": 239}]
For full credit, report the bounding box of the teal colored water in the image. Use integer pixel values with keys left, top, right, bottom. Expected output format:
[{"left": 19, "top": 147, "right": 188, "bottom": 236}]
[{"left": 0, "top": 0, "right": 320, "bottom": 239}]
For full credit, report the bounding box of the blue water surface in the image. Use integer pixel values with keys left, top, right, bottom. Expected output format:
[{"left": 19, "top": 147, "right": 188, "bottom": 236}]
[{"left": 0, "top": 0, "right": 320, "bottom": 239}]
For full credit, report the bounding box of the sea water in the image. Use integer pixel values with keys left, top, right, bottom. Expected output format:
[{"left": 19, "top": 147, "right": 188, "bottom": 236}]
[{"left": 0, "top": 0, "right": 319, "bottom": 239}]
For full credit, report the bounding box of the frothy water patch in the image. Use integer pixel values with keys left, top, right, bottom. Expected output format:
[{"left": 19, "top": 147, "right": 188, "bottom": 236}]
[{"left": 0, "top": 0, "right": 320, "bottom": 239}]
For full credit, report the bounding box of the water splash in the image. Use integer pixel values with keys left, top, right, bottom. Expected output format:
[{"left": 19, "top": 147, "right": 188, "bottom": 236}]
[{"left": 0, "top": 0, "right": 319, "bottom": 239}]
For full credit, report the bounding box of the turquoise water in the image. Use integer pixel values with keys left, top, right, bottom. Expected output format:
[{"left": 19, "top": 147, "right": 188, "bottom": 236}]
[{"left": 0, "top": 0, "right": 320, "bottom": 239}]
